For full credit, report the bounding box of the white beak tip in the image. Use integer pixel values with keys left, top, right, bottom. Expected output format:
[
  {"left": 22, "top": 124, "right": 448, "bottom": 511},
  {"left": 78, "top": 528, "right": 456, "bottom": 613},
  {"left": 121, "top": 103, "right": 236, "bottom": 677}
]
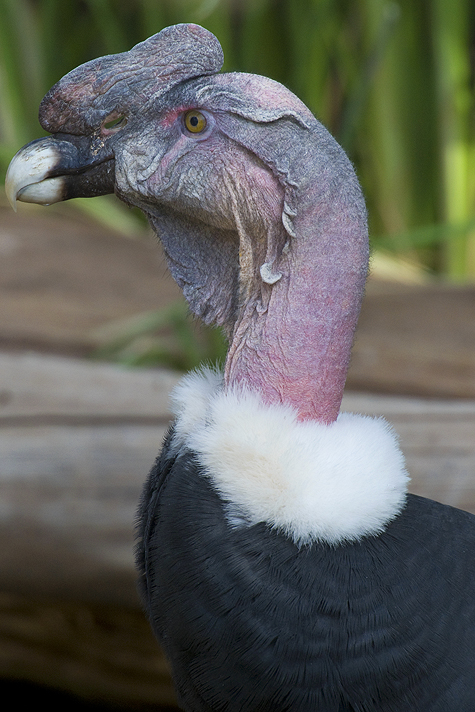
[
  {"left": 5, "top": 139, "right": 63, "bottom": 212},
  {"left": 5, "top": 166, "right": 19, "bottom": 212}
]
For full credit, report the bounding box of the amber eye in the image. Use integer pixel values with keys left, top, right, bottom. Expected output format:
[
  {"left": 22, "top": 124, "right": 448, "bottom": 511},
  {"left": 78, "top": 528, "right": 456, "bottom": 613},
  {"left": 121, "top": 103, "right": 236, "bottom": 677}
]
[{"left": 184, "top": 110, "right": 207, "bottom": 134}]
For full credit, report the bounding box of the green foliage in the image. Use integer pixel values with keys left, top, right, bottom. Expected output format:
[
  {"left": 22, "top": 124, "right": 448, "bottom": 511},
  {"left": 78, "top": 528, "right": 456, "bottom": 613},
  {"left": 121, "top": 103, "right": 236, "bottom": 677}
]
[
  {"left": 1, "top": 0, "right": 475, "bottom": 279},
  {"left": 92, "top": 301, "right": 228, "bottom": 371}
]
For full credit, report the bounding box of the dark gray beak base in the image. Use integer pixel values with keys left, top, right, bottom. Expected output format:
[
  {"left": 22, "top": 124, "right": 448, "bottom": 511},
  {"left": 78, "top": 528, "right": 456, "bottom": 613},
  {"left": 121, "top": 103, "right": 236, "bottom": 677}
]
[{"left": 5, "top": 135, "right": 115, "bottom": 210}]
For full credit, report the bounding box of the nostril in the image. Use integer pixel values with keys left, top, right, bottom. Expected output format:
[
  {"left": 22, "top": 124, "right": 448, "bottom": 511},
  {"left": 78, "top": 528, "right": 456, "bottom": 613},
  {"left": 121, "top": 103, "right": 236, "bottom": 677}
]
[{"left": 102, "top": 114, "right": 127, "bottom": 135}]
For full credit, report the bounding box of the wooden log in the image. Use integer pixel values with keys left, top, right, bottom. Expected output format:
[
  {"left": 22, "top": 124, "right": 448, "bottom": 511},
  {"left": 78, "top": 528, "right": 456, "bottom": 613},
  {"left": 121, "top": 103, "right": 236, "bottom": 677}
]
[
  {"left": 0, "top": 593, "right": 177, "bottom": 709},
  {"left": 1, "top": 352, "right": 474, "bottom": 604},
  {"left": 342, "top": 392, "right": 475, "bottom": 513},
  {"left": 348, "top": 282, "right": 475, "bottom": 398},
  {"left": 0, "top": 353, "right": 182, "bottom": 706},
  {"left": 0, "top": 352, "right": 474, "bottom": 707},
  {"left": 0, "top": 351, "right": 180, "bottom": 423}
]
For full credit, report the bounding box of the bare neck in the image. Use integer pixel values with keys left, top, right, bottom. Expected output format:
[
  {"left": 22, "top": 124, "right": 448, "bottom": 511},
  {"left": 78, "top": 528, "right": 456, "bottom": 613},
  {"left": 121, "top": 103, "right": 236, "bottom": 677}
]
[{"left": 224, "top": 189, "right": 368, "bottom": 424}]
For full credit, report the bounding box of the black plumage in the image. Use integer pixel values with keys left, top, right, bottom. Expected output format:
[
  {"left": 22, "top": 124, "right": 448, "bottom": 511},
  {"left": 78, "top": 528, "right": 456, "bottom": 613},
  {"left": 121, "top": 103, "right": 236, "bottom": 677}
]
[{"left": 137, "top": 429, "right": 475, "bottom": 711}]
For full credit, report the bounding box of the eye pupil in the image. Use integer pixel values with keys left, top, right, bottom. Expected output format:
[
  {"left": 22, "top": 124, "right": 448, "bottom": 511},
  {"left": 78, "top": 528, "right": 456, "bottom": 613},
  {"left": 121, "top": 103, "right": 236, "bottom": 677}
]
[{"left": 190, "top": 116, "right": 199, "bottom": 127}]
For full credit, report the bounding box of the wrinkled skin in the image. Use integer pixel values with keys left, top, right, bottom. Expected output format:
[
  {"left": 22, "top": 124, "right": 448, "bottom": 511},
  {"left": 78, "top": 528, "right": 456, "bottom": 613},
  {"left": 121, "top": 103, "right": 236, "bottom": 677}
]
[{"left": 6, "top": 22, "right": 368, "bottom": 423}]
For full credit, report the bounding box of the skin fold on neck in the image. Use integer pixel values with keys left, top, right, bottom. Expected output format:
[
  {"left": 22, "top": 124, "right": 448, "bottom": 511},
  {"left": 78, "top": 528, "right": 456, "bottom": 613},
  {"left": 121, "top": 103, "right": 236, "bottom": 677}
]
[{"left": 224, "top": 185, "right": 368, "bottom": 425}]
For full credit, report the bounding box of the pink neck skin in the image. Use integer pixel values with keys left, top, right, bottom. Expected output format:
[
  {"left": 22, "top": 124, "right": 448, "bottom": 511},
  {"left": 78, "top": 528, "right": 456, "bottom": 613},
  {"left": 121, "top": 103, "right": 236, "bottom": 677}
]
[{"left": 224, "top": 193, "right": 368, "bottom": 425}]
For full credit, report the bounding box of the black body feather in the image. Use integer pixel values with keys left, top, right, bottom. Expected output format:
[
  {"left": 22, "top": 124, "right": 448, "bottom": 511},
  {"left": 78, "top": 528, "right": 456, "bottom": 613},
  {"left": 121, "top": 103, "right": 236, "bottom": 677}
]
[{"left": 137, "top": 429, "right": 475, "bottom": 711}]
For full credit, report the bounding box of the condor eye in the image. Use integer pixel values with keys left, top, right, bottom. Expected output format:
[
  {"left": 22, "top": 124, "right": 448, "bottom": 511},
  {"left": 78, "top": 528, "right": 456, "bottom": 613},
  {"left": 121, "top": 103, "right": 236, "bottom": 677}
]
[{"left": 184, "top": 110, "right": 207, "bottom": 134}]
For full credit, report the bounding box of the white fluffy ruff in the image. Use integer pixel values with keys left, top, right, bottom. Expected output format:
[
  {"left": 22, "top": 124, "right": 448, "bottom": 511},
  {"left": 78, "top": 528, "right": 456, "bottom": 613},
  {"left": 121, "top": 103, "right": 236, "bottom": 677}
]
[{"left": 170, "top": 368, "right": 409, "bottom": 545}]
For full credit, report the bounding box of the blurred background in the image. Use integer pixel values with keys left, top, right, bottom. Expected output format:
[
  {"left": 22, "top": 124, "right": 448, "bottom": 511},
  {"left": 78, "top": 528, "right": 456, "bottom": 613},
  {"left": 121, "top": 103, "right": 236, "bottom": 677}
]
[
  {"left": 1, "top": 0, "right": 475, "bottom": 278},
  {"left": 0, "top": 0, "right": 474, "bottom": 710}
]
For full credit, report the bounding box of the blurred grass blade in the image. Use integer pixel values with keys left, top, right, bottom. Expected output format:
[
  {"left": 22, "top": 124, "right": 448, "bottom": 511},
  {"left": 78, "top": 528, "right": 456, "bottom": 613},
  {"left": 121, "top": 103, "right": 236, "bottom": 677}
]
[
  {"left": 339, "top": 2, "right": 400, "bottom": 151},
  {"left": 84, "top": 0, "right": 129, "bottom": 53},
  {"left": 0, "top": 0, "right": 45, "bottom": 150},
  {"left": 375, "top": 217, "right": 475, "bottom": 253},
  {"left": 432, "top": 0, "right": 475, "bottom": 279},
  {"left": 1, "top": 0, "right": 475, "bottom": 286},
  {"left": 72, "top": 196, "right": 147, "bottom": 236},
  {"left": 92, "top": 301, "right": 228, "bottom": 371}
]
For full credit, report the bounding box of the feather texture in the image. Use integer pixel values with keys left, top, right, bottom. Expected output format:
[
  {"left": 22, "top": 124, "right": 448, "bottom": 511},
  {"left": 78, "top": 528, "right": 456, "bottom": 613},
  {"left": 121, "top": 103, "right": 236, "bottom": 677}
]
[
  {"left": 137, "top": 432, "right": 475, "bottom": 711},
  {"left": 170, "top": 368, "right": 409, "bottom": 544}
]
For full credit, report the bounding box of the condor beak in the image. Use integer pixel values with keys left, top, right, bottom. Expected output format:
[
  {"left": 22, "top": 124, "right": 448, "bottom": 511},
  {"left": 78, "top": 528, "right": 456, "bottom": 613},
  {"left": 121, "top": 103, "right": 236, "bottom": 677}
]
[
  {"left": 5, "top": 136, "right": 115, "bottom": 211},
  {"left": 6, "top": 138, "right": 67, "bottom": 211}
]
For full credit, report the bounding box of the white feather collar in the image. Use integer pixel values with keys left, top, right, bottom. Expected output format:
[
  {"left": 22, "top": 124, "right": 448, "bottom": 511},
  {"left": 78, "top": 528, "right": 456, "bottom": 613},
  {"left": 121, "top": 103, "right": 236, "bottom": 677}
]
[{"left": 170, "top": 368, "right": 409, "bottom": 545}]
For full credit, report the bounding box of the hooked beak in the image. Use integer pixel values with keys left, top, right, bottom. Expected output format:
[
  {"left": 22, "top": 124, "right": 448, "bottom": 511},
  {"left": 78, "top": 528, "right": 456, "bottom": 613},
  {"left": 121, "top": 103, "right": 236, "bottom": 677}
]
[{"left": 5, "top": 136, "right": 115, "bottom": 211}]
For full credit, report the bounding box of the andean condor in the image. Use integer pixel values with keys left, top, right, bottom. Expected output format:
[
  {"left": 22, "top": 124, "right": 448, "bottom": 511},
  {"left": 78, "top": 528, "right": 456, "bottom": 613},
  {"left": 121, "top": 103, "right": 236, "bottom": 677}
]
[{"left": 6, "top": 23, "right": 475, "bottom": 711}]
